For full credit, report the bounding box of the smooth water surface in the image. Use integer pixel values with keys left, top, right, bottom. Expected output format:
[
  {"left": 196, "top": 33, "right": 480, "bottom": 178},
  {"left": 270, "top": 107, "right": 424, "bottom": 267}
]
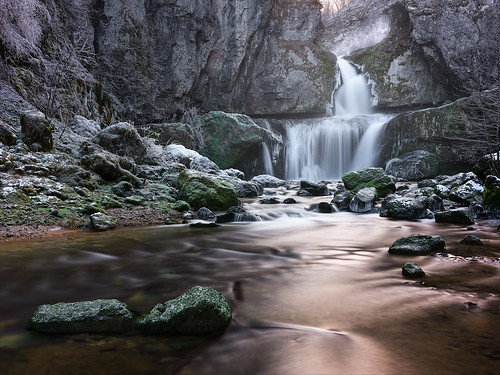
[{"left": 0, "top": 191, "right": 499, "bottom": 375}]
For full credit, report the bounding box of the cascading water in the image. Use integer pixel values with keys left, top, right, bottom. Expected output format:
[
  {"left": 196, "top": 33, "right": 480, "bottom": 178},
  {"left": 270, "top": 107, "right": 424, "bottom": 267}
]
[{"left": 283, "top": 57, "right": 392, "bottom": 180}]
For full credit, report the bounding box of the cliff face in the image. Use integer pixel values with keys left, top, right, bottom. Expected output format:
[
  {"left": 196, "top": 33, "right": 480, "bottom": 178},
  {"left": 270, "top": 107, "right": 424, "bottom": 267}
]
[
  {"left": 0, "top": 0, "right": 335, "bottom": 125},
  {"left": 324, "top": 0, "right": 499, "bottom": 109},
  {"left": 67, "top": 0, "right": 335, "bottom": 123}
]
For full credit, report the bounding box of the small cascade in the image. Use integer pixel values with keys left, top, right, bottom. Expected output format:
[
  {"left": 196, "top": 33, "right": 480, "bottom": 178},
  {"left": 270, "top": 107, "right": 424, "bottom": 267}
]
[
  {"left": 281, "top": 57, "right": 391, "bottom": 180},
  {"left": 261, "top": 142, "right": 275, "bottom": 175}
]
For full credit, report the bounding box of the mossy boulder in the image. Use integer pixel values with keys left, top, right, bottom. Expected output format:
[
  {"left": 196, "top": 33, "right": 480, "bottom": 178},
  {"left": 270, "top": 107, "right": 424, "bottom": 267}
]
[
  {"left": 94, "top": 122, "right": 147, "bottom": 163},
  {"left": 197, "top": 111, "right": 271, "bottom": 169},
  {"left": 30, "top": 299, "right": 135, "bottom": 333},
  {"left": 0, "top": 147, "right": 13, "bottom": 171},
  {"left": 136, "top": 286, "right": 232, "bottom": 335},
  {"left": 389, "top": 234, "right": 445, "bottom": 255},
  {"left": 90, "top": 212, "right": 117, "bottom": 231},
  {"left": 483, "top": 175, "right": 500, "bottom": 217},
  {"left": 177, "top": 170, "right": 239, "bottom": 211},
  {"left": 342, "top": 167, "right": 395, "bottom": 197}
]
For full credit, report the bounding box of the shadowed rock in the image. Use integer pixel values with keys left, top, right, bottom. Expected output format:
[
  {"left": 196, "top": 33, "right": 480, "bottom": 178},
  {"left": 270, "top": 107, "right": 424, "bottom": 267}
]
[{"left": 389, "top": 234, "right": 445, "bottom": 255}]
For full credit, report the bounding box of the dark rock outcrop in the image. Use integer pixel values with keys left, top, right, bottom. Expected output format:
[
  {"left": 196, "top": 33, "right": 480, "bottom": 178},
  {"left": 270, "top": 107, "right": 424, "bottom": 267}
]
[
  {"left": 20, "top": 110, "right": 53, "bottom": 151},
  {"left": 402, "top": 262, "right": 425, "bottom": 278},
  {"left": 385, "top": 150, "right": 439, "bottom": 180},
  {"left": 136, "top": 286, "right": 232, "bottom": 335},
  {"left": 459, "top": 235, "right": 483, "bottom": 246},
  {"left": 435, "top": 208, "right": 475, "bottom": 225},
  {"left": 483, "top": 175, "right": 500, "bottom": 218},
  {"left": 298, "top": 179, "right": 329, "bottom": 196}
]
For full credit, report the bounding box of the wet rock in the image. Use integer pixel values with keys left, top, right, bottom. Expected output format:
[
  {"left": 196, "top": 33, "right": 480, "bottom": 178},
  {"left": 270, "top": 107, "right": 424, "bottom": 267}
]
[
  {"left": 189, "top": 222, "right": 220, "bottom": 228},
  {"left": 383, "top": 197, "right": 426, "bottom": 220},
  {"left": 331, "top": 189, "right": 354, "bottom": 210},
  {"left": 434, "top": 184, "right": 450, "bottom": 199},
  {"left": 349, "top": 187, "right": 377, "bottom": 213},
  {"left": 483, "top": 175, "right": 500, "bottom": 218},
  {"left": 385, "top": 150, "right": 439, "bottom": 180},
  {"left": 438, "top": 172, "right": 481, "bottom": 190},
  {"left": 448, "top": 180, "right": 484, "bottom": 205},
  {"left": 426, "top": 194, "right": 444, "bottom": 213},
  {"left": 435, "top": 208, "right": 474, "bottom": 225},
  {"left": 342, "top": 167, "right": 395, "bottom": 197},
  {"left": 20, "top": 110, "right": 53, "bottom": 151},
  {"left": 225, "top": 177, "right": 263, "bottom": 198},
  {"left": 402, "top": 262, "right": 426, "bottom": 278},
  {"left": 389, "top": 234, "right": 446, "bottom": 255},
  {"left": 178, "top": 170, "right": 239, "bottom": 211},
  {"left": 299, "top": 179, "right": 329, "bottom": 196},
  {"left": 283, "top": 197, "right": 297, "bottom": 204},
  {"left": 216, "top": 206, "right": 245, "bottom": 223},
  {"left": 136, "top": 286, "right": 232, "bottom": 335},
  {"left": 30, "top": 299, "right": 134, "bottom": 333},
  {"left": 260, "top": 197, "right": 280, "bottom": 204},
  {"left": 418, "top": 179, "right": 438, "bottom": 188},
  {"left": 90, "top": 212, "right": 117, "bottom": 232},
  {"left": 318, "top": 202, "right": 335, "bottom": 213},
  {"left": 197, "top": 207, "right": 215, "bottom": 221},
  {"left": 251, "top": 174, "right": 286, "bottom": 188},
  {"left": 459, "top": 235, "right": 483, "bottom": 246}
]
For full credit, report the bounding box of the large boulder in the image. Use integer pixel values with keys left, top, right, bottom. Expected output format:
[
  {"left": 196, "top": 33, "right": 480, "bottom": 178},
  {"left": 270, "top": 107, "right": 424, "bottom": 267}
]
[
  {"left": 165, "top": 144, "right": 220, "bottom": 175},
  {"left": 349, "top": 187, "right": 377, "bottom": 213},
  {"left": 298, "top": 179, "right": 329, "bottom": 196},
  {"left": 0, "top": 119, "right": 17, "bottom": 146},
  {"left": 402, "top": 262, "right": 426, "bottom": 278},
  {"left": 389, "top": 234, "right": 446, "bottom": 255},
  {"left": 385, "top": 150, "right": 439, "bottom": 180},
  {"left": 342, "top": 167, "right": 396, "bottom": 197},
  {"left": 81, "top": 151, "right": 142, "bottom": 187},
  {"left": 448, "top": 180, "right": 484, "bottom": 206},
  {"left": 178, "top": 170, "right": 239, "bottom": 211},
  {"left": 90, "top": 213, "right": 117, "bottom": 232},
  {"left": 482, "top": 175, "right": 500, "bottom": 218},
  {"left": 70, "top": 115, "right": 101, "bottom": 138},
  {"left": 331, "top": 189, "right": 354, "bottom": 210},
  {"left": 196, "top": 112, "right": 271, "bottom": 169},
  {"left": 20, "top": 110, "right": 53, "bottom": 151},
  {"left": 30, "top": 299, "right": 135, "bottom": 333},
  {"left": 136, "top": 286, "right": 232, "bottom": 335},
  {"left": 94, "top": 122, "right": 147, "bottom": 163},
  {"left": 435, "top": 208, "right": 474, "bottom": 225}
]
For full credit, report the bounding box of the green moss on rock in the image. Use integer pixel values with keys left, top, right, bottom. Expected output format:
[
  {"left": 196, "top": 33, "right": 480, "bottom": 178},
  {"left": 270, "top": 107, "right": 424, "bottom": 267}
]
[{"left": 342, "top": 167, "right": 396, "bottom": 197}]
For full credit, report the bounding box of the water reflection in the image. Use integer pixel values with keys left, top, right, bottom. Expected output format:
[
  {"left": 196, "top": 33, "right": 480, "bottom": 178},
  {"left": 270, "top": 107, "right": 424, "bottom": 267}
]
[{"left": 0, "top": 192, "right": 498, "bottom": 375}]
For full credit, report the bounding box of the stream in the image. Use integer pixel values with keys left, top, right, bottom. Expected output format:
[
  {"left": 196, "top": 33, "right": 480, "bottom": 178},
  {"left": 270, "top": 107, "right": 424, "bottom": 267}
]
[{"left": 0, "top": 188, "right": 499, "bottom": 375}]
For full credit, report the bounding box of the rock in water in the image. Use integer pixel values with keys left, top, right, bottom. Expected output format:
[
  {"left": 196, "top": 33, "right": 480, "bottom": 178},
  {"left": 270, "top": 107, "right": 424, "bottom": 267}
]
[
  {"left": 137, "top": 286, "right": 232, "bottom": 335},
  {"left": 389, "top": 234, "right": 446, "bottom": 255},
  {"left": 383, "top": 197, "right": 426, "bottom": 220},
  {"left": 385, "top": 150, "right": 439, "bottom": 180},
  {"left": 435, "top": 208, "right": 475, "bottom": 225},
  {"left": 299, "top": 179, "right": 329, "bottom": 196},
  {"left": 251, "top": 174, "right": 286, "bottom": 188},
  {"left": 30, "top": 299, "right": 135, "bottom": 333},
  {"left": 342, "top": 168, "right": 395, "bottom": 197},
  {"left": 459, "top": 235, "right": 483, "bottom": 246},
  {"left": 349, "top": 187, "right": 377, "bottom": 213},
  {"left": 402, "top": 262, "right": 426, "bottom": 278}
]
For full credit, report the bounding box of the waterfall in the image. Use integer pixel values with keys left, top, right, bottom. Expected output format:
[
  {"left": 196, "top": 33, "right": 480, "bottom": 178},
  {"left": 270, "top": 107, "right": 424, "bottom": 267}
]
[
  {"left": 283, "top": 57, "right": 392, "bottom": 180},
  {"left": 261, "top": 142, "right": 275, "bottom": 175}
]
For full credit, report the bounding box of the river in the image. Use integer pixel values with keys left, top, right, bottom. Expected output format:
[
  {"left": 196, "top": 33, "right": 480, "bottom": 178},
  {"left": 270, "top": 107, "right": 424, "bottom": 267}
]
[{"left": 0, "top": 187, "right": 498, "bottom": 375}]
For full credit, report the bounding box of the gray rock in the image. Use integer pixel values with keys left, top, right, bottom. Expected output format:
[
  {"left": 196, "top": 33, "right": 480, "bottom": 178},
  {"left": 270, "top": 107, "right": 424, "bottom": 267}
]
[
  {"left": 385, "top": 150, "right": 439, "bottom": 180},
  {"left": 389, "top": 234, "right": 446, "bottom": 255},
  {"left": 0, "top": 147, "right": 13, "bottom": 172},
  {"left": 459, "top": 235, "right": 483, "bottom": 246},
  {"left": 20, "top": 110, "right": 53, "bottom": 151},
  {"left": 283, "top": 197, "right": 297, "bottom": 204},
  {"left": 251, "top": 174, "right": 286, "bottom": 188},
  {"left": 95, "top": 122, "right": 147, "bottom": 162},
  {"left": 222, "top": 168, "right": 245, "bottom": 180},
  {"left": 136, "top": 286, "right": 232, "bottom": 335},
  {"left": 111, "top": 181, "right": 135, "bottom": 197},
  {"left": 402, "top": 262, "right": 426, "bottom": 278},
  {"left": 165, "top": 144, "right": 220, "bottom": 175},
  {"left": 331, "top": 190, "right": 354, "bottom": 210},
  {"left": 435, "top": 208, "right": 475, "bottom": 225},
  {"left": 81, "top": 152, "right": 142, "bottom": 187},
  {"left": 197, "top": 207, "right": 215, "bottom": 221},
  {"left": 30, "top": 299, "right": 134, "bottom": 333},
  {"left": 70, "top": 115, "right": 101, "bottom": 138},
  {"left": 426, "top": 194, "right": 444, "bottom": 213},
  {"left": 224, "top": 177, "right": 263, "bottom": 198},
  {"left": 0, "top": 119, "right": 17, "bottom": 146},
  {"left": 90, "top": 213, "right": 117, "bottom": 232},
  {"left": 418, "top": 179, "right": 438, "bottom": 188},
  {"left": 383, "top": 197, "right": 426, "bottom": 220},
  {"left": 448, "top": 180, "right": 484, "bottom": 205},
  {"left": 349, "top": 187, "right": 377, "bottom": 213},
  {"left": 299, "top": 179, "right": 329, "bottom": 196},
  {"left": 434, "top": 184, "right": 450, "bottom": 199}
]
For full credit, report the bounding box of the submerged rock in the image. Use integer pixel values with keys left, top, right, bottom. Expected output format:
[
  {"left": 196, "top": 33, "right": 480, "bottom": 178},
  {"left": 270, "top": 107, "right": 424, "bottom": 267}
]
[
  {"left": 389, "top": 234, "right": 445, "bottom": 255},
  {"left": 342, "top": 168, "right": 395, "bottom": 197},
  {"left": 459, "top": 235, "right": 483, "bottom": 246},
  {"left": 402, "top": 262, "right": 426, "bottom": 278},
  {"left": 136, "top": 286, "right": 232, "bottom": 335},
  {"left": 30, "top": 299, "right": 135, "bottom": 333},
  {"left": 435, "top": 208, "right": 474, "bottom": 225}
]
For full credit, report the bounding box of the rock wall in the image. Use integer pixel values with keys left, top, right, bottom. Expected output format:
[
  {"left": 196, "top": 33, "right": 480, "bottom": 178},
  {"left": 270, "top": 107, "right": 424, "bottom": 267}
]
[
  {"left": 67, "top": 0, "right": 336, "bottom": 123},
  {"left": 324, "top": 0, "right": 499, "bottom": 109}
]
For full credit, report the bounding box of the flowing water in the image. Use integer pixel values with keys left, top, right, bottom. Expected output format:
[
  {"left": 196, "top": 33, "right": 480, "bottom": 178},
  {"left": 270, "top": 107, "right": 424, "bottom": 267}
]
[
  {"left": 0, "top": 188, "right": 499, "bottom": 375},
  {"left": 282, "top": 58, "right": 391, "bottom": 180}
]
